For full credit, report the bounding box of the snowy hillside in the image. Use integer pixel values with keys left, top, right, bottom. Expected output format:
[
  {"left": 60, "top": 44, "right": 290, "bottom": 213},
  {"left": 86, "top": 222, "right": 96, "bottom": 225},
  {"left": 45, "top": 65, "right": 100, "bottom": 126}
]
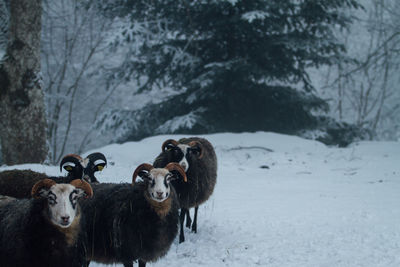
[{"left": 1, "top": 132, "right": 399, "bottom": 266}]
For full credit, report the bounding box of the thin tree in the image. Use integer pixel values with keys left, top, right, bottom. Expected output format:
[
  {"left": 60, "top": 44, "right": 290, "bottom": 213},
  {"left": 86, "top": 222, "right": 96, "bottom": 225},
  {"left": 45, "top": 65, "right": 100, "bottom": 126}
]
[
  {"left": 322, "top": 0, "right": 400, "bottom": 139},
  {"left": 0, "top": 0, "right": 48, "bottom": 164},
  {"left": 42, "top": 0, "right": 118, "bottom": 163}
]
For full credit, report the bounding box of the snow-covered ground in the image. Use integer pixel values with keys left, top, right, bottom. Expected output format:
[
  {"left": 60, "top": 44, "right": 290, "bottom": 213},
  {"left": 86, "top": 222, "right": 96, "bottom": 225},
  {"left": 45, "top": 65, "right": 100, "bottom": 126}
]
[{"left": 1, "top": 132, "right": 399, "bottom": 266}]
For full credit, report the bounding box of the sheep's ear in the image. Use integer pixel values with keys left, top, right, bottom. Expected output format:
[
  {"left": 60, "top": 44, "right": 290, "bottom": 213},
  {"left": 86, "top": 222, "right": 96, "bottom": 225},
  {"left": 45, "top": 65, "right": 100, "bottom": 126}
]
[
  {"left": 36, "top": 188, "right": 51, "bottom": 198},
  {"left": 74, "top": 188, "right": 88, "bottom": 199},
  {"left": 70, "top": 179, "right": 93, "bottom": 199},
  {"left": 132, "top": 163, "right": 154, "bottom": 185},
  {"left": 165, "top": 162, "right": 187, "bottom": 182},
  {"left": 31, "top": 179, "right": 56, "bottom": 199},
  {"left": 166, "top": 172, "right": 179, "bottom": 182},
  {"left": 166, "top": 144, "right": 175, "bottom": 150},
  {"left": 190, "top": 147, "right": 202, "bottom": 157},
  {"left": 189, "top": 141, "right": 203, "bottom": 158},
  {"left": 138, "top": 170, "right": 151, "bottom": 180},
  {"left": 162, "top": 139, "right": 179, "bottom": 152}
]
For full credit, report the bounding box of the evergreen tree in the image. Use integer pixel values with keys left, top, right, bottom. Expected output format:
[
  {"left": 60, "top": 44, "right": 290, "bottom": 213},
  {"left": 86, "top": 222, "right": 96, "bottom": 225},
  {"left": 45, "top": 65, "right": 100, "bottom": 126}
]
[{"left": 96, "top": 0, "right": 362, "bottom": 144}]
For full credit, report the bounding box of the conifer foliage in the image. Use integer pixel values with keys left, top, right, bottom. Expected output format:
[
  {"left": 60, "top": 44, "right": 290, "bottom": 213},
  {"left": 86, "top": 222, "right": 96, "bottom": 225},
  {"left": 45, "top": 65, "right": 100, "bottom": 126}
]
[{"left": 97, "top": 0, "right": 362, "bottom": 144}]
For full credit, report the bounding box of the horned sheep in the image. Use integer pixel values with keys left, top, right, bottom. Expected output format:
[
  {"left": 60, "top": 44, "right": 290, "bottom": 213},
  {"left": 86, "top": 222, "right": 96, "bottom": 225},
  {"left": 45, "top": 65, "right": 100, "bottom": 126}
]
[
  {"left": 0, "top": 179, "right": 93, "bottom": 267},
  {"left": 153, "top": 137, "right": 218, "bottom": 243},
  {"left": 0, "top": 152, "right": 107, "bottom": 198},
  {"left": 82, "top": 162, "right": 186, "bottom": 267}
]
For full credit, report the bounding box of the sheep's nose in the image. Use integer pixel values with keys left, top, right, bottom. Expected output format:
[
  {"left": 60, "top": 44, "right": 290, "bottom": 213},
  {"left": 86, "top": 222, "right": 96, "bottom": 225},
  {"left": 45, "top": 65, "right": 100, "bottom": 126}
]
[
  {"left": 156, "top": 191, "right": 163, "bottom": 197},
  {"left": 61, "top": 216, "right": 70, "bottom": 223}
]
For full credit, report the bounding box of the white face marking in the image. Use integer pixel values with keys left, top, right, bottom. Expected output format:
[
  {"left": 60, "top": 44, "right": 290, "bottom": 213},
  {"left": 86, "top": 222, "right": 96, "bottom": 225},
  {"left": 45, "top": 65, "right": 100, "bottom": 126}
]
[
  {"left": 177, "top": 144, "right": 190, "bottom": 172},
  {"left": 80, "top": 158, "right": 89, "bottom": 168},
  {"left": 40, "top": 184, "right": 85, "bottom": 228},
  {"left": 147, "top": 169, "right": 173, "bottom": 202}
]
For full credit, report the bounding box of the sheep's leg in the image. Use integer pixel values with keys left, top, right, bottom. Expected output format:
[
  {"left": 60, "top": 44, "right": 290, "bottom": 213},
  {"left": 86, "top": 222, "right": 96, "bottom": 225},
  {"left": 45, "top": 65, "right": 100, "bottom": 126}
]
[
  {"left": 179, "top": 208, "right": 186, "bottom": 243},
  {"left": 85, "top": 260, "right": 91, "bottom": 267},
  {"left": 185, "top": 208, "right": 192, "bottom": 228},
  {"left": 123, "top": 261, "right": 133, "bottom": 267},
  {"left": 138, "top": 260, "right": 146, "bottom": 267},
  {"left": 191, "top": 206, "right": 198, "bottom": 233}
]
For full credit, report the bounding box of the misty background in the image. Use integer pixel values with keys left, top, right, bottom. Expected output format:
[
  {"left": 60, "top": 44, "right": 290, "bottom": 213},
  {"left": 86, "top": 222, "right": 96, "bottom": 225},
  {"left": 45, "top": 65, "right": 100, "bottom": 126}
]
[{"left": 0, "top": 0, "right": 399, "bottom": 165}]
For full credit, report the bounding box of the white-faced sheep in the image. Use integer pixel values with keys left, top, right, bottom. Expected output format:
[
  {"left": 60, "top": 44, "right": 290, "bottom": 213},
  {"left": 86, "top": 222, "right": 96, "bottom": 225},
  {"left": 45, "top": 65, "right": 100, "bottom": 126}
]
[
  {"left": 81, "top": 162, "right": 187, "bottom": 267},
  {"left": 0, "top": 178, "right": 93, "bottom": 267},
  {"left": 153, "top": 137, "right": 218, "bottom": 243},
  {"left": 0, "top": 152, "right": 107, "bottom": 198}
]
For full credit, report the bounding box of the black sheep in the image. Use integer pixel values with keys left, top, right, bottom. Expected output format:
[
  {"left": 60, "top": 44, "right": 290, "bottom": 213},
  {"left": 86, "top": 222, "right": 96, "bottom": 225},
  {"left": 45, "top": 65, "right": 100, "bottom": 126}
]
[
  {"left": 0, "top": 169, "right": 49, "bottom": 198},
  {"left": 0, "top": 152, "right": 107, "bottom": 198},
  {"left": 153, "top": 137, "right": 218, "bottom": 243},
  {"left": 0, "top": 179, "right": 93, "bottom": 267},
  {"left": 60, "top": 152, "right": 107, "bottom": 183},
  {"left": 82, "top": 163, "right": 186, "bottom": 267}
]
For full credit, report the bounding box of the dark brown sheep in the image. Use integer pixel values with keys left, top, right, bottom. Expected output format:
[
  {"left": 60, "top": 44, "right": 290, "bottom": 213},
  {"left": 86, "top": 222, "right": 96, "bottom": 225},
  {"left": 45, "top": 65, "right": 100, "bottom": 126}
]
[{"left": 153, "top": 137, "right": 218, "bottom": 243}]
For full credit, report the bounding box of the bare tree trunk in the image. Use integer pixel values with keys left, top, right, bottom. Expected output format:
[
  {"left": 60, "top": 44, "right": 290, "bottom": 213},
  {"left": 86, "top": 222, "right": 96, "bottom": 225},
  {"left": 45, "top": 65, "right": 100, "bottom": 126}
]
[{"left": 0, "top": 0, "right": 48, "bottom": 164}]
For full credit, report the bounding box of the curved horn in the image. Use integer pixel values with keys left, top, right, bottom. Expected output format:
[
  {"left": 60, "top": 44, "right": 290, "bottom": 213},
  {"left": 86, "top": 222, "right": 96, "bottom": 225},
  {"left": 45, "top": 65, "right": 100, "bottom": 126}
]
[
  {"left": 161, "top": 139, "right": 179, "bottom": 152},
  {"left": 165, "top": 162, "right": 187, "bottom": 182},
  {"left": 189, "top": 141, "right": 204, "bottom": 159},
  {"left": 70, "top": 179, "right": 93, "bottom": 198},
  {"left": 86, "top": 152, "right": 107, "bottom": 168},
  {"left": 31, "top": 179, "right": 56, "bottom": 199},
  {"left": 132, "top": 163, "right": 154, "bottom": 185},
  {"left": 59, "top": 154, "right": 83, "bottom": 172}
]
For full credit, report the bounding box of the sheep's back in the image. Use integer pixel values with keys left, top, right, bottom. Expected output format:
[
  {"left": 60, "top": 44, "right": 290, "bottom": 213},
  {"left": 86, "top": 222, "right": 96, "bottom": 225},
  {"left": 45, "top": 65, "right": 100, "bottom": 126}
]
[
  {"left": 0, "top": 170, "right": 77, "bottom": 198},
  {"left": 0, "top": 170, "right": 47, "bottom": 198}
]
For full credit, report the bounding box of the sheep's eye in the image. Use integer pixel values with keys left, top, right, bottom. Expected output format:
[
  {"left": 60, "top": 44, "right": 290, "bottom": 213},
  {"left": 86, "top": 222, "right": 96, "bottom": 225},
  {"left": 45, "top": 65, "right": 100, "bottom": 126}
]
[
  {"left": 166, "top": 144, "right": 175, "bottom": 151},
  {"left": 139, "top": 171, "right": 150, "bottom": 179},
  {"left": 190, "top": 148, "right": 199, "bottom": 156},
  {"left": 70, "top": 190, "right": 80, "bottom": 201},
  {"left": 48, "top": 194, "right": 57, "bottom": 205}
]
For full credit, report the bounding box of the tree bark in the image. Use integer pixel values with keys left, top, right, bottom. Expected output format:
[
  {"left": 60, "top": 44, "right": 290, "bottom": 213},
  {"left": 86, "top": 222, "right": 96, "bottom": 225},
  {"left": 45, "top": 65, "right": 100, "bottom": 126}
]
[{"left": 0, "top": 0, "right": 48, "bottom": 164}]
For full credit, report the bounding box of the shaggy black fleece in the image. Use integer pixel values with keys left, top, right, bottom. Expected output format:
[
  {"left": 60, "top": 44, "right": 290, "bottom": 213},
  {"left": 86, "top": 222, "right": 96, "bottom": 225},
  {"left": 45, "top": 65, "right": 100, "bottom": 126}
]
[
  {"left": 0, "top": 169, "right": 78, "bottom": 198},
  {"left": 0, "top": 197, "right": 87, "bottom": 267},
  {"left": 81, "top": 182, "right": 179, "bottom": 266},
  {"left": 153, "top": 137, "right": 217, "bottom": 242},
  {"left": 153, "top": 137, "right": 218, "bottom": 209}
]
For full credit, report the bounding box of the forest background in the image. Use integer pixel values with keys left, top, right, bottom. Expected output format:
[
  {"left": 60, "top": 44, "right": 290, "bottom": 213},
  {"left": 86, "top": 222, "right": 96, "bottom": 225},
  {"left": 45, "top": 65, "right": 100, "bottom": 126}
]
[{"left": 0, "top": 0, "right": 399, "bottom": 165}]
